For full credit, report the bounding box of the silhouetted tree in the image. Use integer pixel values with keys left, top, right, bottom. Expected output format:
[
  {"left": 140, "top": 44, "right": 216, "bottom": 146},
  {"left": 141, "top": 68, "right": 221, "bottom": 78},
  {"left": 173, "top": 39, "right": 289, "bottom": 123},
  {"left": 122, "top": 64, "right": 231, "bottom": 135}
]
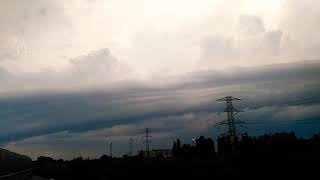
[
  {"left": 195, "top": 136, "right": 215, "bottom": 159},
  {"left": 31, "top": 132, "right": 320, "bottom": 180}
]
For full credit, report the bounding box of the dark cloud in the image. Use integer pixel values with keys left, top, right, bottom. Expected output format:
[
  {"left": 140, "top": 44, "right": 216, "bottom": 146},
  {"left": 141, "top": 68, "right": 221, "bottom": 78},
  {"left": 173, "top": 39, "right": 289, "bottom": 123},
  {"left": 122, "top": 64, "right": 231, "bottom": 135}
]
[
  {"left": 0, "top": 0, "right": 320, "bottom": 159},
  {"left": 1, "top": 60, "right": 320, "bottom": 159}
]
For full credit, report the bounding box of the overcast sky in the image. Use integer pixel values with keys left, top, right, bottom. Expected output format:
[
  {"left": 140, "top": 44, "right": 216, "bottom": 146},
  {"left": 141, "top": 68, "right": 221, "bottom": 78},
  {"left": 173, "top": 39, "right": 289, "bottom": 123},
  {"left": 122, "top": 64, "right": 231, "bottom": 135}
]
[{"left": 0, "top": 0, "right": 320, "bottom": 159}]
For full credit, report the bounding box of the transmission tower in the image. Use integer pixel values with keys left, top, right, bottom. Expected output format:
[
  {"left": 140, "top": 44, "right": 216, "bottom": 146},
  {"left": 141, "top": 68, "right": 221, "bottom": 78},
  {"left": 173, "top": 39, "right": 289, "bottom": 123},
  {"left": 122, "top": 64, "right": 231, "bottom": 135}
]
[
  {"left": 144, "top": 128, "right": 151, "bottom": 157},
  {"left": 216, "top": 96, "right": 243, "bottom": 144}
]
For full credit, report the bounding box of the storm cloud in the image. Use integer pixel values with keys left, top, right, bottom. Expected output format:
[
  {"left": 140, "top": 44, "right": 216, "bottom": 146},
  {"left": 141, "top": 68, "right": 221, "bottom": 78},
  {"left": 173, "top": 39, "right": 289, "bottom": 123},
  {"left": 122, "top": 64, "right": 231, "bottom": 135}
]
[
  {"left": 1, "top": 61, "right": 320, "bottom": 159},
  {"left": 0, "top": 0, "right": 320, "bottom": 160}
]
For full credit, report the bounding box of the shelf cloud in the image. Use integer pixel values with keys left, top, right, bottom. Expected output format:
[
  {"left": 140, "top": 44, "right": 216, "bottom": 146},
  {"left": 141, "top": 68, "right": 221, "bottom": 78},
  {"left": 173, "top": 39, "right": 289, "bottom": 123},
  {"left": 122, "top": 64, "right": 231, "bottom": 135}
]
[{"left": 0, "top": 0, "right": 320, "bottom": 159}]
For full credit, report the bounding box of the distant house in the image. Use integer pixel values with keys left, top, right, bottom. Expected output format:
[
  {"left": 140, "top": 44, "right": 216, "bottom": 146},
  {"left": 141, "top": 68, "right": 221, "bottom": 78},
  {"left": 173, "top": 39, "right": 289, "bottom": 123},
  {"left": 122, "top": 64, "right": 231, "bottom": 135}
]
[{"left": 143, "top": 149, "right": 172, "bottom": 158}]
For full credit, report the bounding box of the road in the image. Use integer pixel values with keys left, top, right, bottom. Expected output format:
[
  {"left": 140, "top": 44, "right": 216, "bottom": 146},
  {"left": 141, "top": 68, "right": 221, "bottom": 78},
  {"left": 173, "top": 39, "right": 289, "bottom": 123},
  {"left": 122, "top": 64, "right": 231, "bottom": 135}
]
[{"left": 0, "top": 169, "right": 48, "bottom": 180}]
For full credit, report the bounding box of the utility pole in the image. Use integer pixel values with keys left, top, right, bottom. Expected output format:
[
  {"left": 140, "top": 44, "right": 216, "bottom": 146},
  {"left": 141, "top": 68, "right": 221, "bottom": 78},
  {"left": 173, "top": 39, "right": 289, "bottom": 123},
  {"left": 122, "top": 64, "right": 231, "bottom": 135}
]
[
  {"left": 106, "top": 139, "right": 108, "bottom": 155},
  {"left": 216, "top": 96, "right": 243, "bottom": 145},
  {"left": 129, "top": 138, "right": 133, "bottom": 156},
  {"left": 106, "top": 137, "right": 113, "bottom": 158},
  {"left": 144, "top": 128, "right": 151, "bottom": 157},
  {"left": 109, "top": 142, "right": 113, "bottom": 158}
]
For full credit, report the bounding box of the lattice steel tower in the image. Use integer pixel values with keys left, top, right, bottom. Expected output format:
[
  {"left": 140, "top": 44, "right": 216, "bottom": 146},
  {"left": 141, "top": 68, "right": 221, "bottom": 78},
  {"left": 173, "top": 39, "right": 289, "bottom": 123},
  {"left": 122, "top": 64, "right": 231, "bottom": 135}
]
[
  {"left": 216, "top": 96, "right": 242, "bottom": 143},
  {"left": 144, "top": 128, "right": 151, "bottom": 157}
]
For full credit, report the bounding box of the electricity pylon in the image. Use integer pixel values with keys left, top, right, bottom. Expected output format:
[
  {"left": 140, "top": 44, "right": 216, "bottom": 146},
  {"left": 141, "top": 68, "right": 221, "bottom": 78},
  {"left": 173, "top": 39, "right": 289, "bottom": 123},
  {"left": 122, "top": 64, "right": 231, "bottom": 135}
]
[
  {"left": 144, "top": 128, "right": 151, "bottom": 157},
  {"left": 216, "top": 96, "right": 244, "bottom": 144}
]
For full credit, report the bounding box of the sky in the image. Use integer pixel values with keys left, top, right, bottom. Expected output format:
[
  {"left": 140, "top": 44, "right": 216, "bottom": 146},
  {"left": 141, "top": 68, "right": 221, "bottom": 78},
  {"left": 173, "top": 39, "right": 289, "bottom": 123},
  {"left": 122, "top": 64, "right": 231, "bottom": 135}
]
[{"left": 0, "top": 0, "right": 320, "bottom": 159}]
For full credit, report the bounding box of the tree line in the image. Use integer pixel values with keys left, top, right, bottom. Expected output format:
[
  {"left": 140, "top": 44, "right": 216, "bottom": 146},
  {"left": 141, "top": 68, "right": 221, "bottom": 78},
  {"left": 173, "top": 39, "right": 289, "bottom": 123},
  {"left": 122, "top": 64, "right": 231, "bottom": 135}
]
[{"left": 33, "top": 132, "right": 320, "bottom": 179}]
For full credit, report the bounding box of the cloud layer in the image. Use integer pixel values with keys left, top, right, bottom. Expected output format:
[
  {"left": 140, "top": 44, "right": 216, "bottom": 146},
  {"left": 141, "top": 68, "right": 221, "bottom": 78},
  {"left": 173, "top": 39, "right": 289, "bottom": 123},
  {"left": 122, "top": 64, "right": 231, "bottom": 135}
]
[
  {"left": 0, "top": 0, "right": 320, "bottom": 75},
  {"left": 0, "top": 0, "right": 320, "bottom": 159},
  {"left": 1, "top": 61, "right": 320, "bottom": 159}
]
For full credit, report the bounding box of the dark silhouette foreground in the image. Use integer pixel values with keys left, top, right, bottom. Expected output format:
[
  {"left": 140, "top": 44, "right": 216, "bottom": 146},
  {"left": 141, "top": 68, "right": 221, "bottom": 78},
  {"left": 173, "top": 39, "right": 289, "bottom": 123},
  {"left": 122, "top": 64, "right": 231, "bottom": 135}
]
[
  {"left": 33, "top": 132, "right": 320, "bottom": 180},
  {"left": 0, "top": 148, "right": 32, "bottom": 176}
]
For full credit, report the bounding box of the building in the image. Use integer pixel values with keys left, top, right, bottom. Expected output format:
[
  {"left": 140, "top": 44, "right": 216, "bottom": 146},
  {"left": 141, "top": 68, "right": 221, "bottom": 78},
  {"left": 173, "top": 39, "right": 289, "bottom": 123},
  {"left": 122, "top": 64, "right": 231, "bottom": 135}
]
[{"left": 143, "top": 149, "right": 172, "bottom": 158}]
